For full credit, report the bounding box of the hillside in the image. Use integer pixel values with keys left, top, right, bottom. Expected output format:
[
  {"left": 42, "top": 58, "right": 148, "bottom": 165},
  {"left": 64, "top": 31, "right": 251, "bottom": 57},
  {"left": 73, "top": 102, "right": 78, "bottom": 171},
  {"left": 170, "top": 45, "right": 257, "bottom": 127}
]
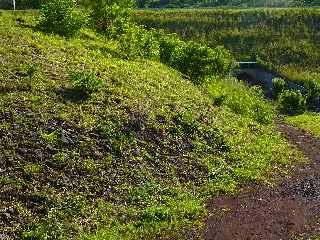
[{"left": 0, "top": 10, "right": 298, "bottom": 240}]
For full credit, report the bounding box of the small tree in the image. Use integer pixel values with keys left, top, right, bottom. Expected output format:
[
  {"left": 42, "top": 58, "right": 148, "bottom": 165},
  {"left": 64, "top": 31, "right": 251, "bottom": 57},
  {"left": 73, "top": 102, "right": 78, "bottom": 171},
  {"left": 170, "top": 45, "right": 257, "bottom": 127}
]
[
  {"left": 26, "top": 64, "right": 37, "bottom": 90},
  {"left": 89, "top": 0, "right": 134, "bottom": 39},
  {"left": 38, "top": 0, "right": 86, "bottom": 37}
]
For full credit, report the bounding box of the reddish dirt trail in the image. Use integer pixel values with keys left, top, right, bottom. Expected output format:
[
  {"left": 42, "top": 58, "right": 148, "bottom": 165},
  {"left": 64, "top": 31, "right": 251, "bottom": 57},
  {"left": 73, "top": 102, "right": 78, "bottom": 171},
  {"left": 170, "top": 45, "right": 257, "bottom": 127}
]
[{"left": 204, "top": 123, "right": 320, "bottom": 240}]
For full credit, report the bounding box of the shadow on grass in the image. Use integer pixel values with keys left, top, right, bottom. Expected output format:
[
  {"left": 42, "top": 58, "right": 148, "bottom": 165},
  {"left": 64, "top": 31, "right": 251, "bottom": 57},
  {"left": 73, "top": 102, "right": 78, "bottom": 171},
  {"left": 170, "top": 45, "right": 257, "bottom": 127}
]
[
  {"left": 0, "top": 85, "right": 30, "bottom": 94},
  {"left": 99, "top": 46, "right": 124, "bottom": 60},
  {"left": 15, "top": 17, "right": 36, "bottom": 30},
  {"left": 56, "top": 88, "right": 89, "bottom": 103}
]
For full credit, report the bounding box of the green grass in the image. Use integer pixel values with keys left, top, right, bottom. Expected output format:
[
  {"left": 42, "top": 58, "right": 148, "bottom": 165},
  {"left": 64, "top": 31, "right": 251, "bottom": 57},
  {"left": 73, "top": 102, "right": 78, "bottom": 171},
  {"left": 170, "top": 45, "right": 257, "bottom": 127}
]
[
  {"left": 286, "top": 113, "right": 320, "bottom": 137},
  {"left": 0, "top": 10, "right": 299, "bottom": 239}
]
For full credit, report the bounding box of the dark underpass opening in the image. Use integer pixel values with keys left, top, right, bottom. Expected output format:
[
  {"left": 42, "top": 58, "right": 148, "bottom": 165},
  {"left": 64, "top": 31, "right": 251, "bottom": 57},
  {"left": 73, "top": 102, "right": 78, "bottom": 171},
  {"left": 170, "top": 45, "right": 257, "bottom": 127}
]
[{"left": 234, "top": 62, "right": 307, "bottom": 99}]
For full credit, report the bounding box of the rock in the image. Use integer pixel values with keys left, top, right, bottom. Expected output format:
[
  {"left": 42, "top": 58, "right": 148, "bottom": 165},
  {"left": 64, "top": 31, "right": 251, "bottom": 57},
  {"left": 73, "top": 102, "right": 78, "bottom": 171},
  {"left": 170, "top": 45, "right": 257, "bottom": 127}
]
[
  {"left": 3, "top": 212, "right": 11, "bottom": 221},
  {"left": 94, "top": 151, "right": 104, "bottom": 160},
  {"left": 60, "top": 130, "right": 74, "bottom": 145},
  {"left": 17, "top": 148, "right": 28, "bottom": 155},
  {"left": 7, "top": 208, "right": 14, "bottom": 214},
  {"left": 0, "top": 234, "right": 8, "bottom": 240}
]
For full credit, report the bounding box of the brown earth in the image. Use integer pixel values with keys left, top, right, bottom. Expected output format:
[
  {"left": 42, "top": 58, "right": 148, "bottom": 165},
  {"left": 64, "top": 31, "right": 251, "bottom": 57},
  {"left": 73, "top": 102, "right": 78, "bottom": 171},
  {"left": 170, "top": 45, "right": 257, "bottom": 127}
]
[{"left": 204, "top": 123, "right": 320, "bottom": 240}]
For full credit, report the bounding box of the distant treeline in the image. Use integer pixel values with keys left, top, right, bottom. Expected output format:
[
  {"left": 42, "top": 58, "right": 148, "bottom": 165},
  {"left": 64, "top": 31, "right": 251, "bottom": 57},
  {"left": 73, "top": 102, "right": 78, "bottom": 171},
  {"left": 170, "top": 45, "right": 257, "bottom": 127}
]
[
  {"left": 0, "top": 0, "right": 85, "bottom": 9},
  {"left": 135, "top": 0, "right": 320, "bottom": 8},
  {"left": 1, "top": 0, "right": 320, "bottom": 10},
  {"left": 0, "top": 0, "right": 42, "bottom": 9}
]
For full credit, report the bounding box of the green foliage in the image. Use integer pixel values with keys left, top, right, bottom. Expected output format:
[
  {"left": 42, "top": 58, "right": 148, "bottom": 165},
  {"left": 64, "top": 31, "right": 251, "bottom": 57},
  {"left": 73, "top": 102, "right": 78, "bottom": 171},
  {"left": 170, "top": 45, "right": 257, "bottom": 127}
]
[
  {"left": 135, "top": 0, "right": 305, "bottom": 8},
  {"left": 89, "top": 0, "right": 134, "bottom": 38},
  {"left": 158, "top": 32, "right": 185, "bottom": 65},
  {"left": 40, "top": 130, "right": 59, "bottom": 145},
  {"left": 26, "top": 64, "right": 37, "bottom": 79},
  {"left": 119, "top": 27, "right": 234, "bottom": 84},
  {"left": 38, "top": 0, "right": 86, "bottom": 37},
  {"left": 278, "top": 90, "right": 307, "bottom": 115},
  {"left": 119, "top": 26, "right": 160, "bottom": 60},
  {"left": 70, "top": 70, "right": 104, "bottom": 95},
  {"left": 170, "top": 41, "right": 234, "bottom": 84},
  {"left": 206, "top": 78, "right": 274, "bottom": 124},
  {"left": 157, "top": 34, "right": 234, "bottom": 84},
  {"left": 272, "top": 78, "right": 287, "bottom": 99},
  {"left": 306, "top": 79, "right": 320, "bottom": 111},
  {"left": 26, "top": 63, "right": 37, "bottom": 89}
]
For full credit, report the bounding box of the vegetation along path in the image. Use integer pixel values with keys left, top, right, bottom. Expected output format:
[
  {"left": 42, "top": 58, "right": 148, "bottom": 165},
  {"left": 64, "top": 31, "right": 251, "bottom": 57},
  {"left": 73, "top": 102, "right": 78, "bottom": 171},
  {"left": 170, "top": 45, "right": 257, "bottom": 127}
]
[{"left": 204, "top": 123, "right": 320, "bottom": 240}]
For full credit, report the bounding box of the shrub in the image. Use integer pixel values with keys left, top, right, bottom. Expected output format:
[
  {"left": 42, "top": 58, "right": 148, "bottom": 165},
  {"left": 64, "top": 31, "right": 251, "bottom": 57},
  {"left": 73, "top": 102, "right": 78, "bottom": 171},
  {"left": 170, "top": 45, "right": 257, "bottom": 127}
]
[
  {"left": 306, "top": 79, "right": 320, "bottom": 111},
  {"left": 180, "top": 42, "right": 233, "bottom": 84},
  {"left": 38, "top": 0, "right": 86, "bottom": 37},
  {"left": 70, "top": 71, "right": 104, "bottom": 95},
  {"left": 118, "top": 26, "right": 160, "bottom": 60},
  {"left": 206, "top": 79, "right": 273, "bottom": 124},
  {"left": 158, "top": 33, "right": 186, "bottom": 65},
  {"left": 89, "top": 0, "right": 134, "bottom": 39},
  {"left": 119, "top": 28, "right": 234, "bottom": 84},
  {"left": 272, "top": 77, "right": 287, "bottom": 99},
  {"left": 278, "top": 90, "right": 307, "bottom": 115},
  {"left": 26, "top": 64, "right": 37, "bottom": 90},
  {"left": 159, "top": 38, "right": 234, "bottom": 84}
]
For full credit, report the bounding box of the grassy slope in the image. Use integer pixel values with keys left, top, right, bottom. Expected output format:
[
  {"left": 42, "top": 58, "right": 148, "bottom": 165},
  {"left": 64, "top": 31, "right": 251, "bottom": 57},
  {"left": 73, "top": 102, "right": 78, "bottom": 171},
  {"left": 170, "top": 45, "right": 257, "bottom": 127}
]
[{"left": 0, "top": 11, "right": 297, "bottom": 239}]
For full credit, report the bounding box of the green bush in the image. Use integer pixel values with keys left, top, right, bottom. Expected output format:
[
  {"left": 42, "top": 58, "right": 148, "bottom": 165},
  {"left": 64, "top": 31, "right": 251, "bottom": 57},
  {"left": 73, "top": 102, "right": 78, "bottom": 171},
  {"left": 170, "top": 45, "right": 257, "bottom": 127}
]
[
  {"left": 176, "top": 42, "right": 234, "bottom": 84},
  {"left": 70, "top": 71, "right": 104, "bottom": 95},
  {"left": 119, "top": 28, "right": 234, "bottom": 84},
  {"left": 38, "top": 0, "right": 86, "bottom": 37},
  {"left": 278, "top": 90, "right": 307, "bottom": 115},
  {"left": 158, "top": 37, "right": 234, "bottom": 84},
  {"left": 272, "top": 77, "right": 287, "bottom": 99},
  {"left": 89, "top": 0, "right": 134, "bottom": 39},
  {"left": 158, "top": 33, "right": 186, "bottom": 65},
  {"left": 306, "top": 79, "right": 320, "bottom": 111},
  {"left": 118, "top": 26, "right": 160, "bottom": 60}
]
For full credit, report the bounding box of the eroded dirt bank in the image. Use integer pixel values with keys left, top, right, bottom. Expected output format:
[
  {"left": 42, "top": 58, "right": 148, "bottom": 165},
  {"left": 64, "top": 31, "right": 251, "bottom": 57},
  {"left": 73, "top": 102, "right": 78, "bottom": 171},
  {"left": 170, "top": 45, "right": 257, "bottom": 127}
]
[{"left": 204, "top": 123, "right": 320, "bottom": 240}]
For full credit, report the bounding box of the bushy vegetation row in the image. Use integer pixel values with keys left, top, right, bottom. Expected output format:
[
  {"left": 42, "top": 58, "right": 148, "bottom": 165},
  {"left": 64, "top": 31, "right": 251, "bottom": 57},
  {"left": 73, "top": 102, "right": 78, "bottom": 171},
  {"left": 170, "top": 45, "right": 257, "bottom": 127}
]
[
  {"left": 0, "top": 3, "right": 299, "bottom": 240},
  {"left": 36, "top": 0, "right": 235, "bottom": 84}
]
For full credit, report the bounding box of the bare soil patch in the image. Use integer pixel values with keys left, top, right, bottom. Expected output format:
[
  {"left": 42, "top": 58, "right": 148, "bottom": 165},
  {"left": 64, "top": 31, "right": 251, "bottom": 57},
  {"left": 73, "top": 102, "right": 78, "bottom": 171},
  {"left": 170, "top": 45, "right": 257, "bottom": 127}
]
[{"left": 204, "top": 123, "right": 320, "bottom": 240}]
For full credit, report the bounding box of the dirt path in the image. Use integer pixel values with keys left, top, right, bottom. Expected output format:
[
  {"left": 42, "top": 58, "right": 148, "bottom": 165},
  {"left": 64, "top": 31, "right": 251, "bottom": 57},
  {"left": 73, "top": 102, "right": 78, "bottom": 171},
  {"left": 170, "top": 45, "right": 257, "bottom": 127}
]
[{"left": 204, "top": 123, "right": 320, "bottom": 240}]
